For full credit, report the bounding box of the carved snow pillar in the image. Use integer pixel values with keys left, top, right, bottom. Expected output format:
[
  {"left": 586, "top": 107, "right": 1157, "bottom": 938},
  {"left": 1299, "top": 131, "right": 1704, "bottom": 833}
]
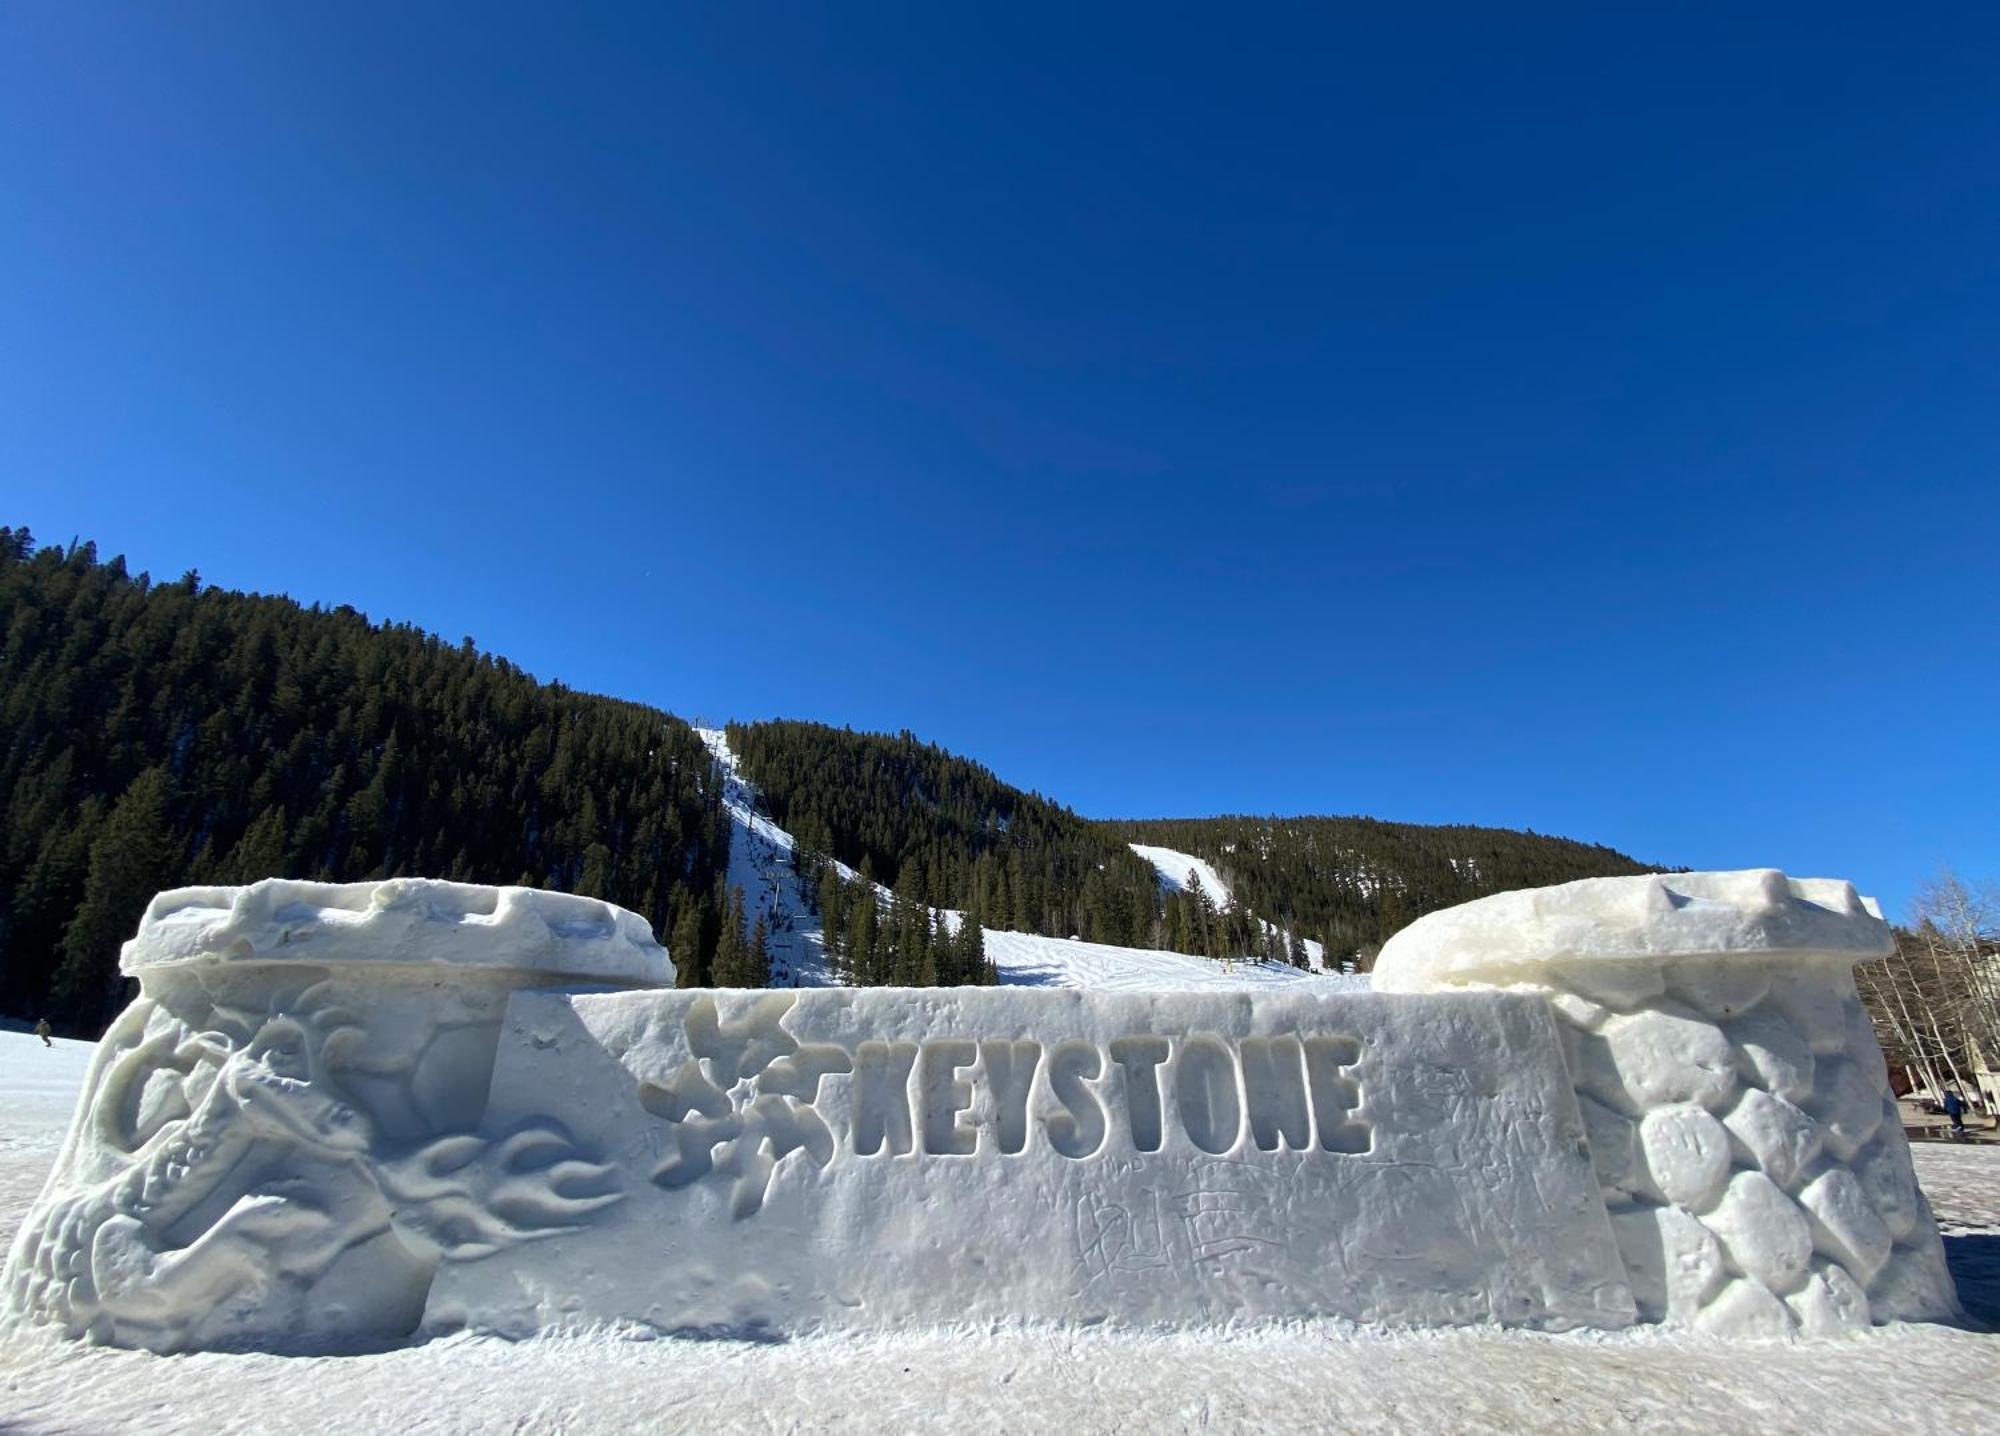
[
  {"left": 1374, "top": 869, "right": 1959, "bottom": 1337},
  {"left": 2, "top": 879, "right": 668, "bottom": 1353}
]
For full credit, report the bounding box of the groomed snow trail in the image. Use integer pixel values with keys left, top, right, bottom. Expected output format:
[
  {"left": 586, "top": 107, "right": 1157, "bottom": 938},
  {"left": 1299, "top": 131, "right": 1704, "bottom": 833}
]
[
  {"left": 0, "top": 1032, "right": 1995, "bottom": 1433},
  {"left": 697, "top": 730, "right": 1345, "bottom": 992},
  {"left": 696, "top": 726, "right": 840, "bottom": 987}
]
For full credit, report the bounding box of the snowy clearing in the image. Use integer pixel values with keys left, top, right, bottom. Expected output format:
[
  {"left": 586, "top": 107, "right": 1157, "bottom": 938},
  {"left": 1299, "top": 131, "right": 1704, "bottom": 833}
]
[{"left": 0, "top": 1029, "right": 1994, "bottom": 1434}]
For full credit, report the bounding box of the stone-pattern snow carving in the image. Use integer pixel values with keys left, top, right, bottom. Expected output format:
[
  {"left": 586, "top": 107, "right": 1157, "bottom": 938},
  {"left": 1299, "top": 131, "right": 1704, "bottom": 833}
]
[
  {"left": 1374, "top": 869, "right": 1960, "bottom": 1336},
  {"left": 0, "top": 879, "right": 666, "bottom": 1352}
]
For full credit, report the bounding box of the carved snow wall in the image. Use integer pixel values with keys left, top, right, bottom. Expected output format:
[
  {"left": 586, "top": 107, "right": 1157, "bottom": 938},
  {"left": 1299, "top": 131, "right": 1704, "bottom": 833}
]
[
  {"left": 427, "top": 985, "right": 1633, "bottom": 1336},
  {"left": 0, "top": 870, "right": 1961, "bottom": 1353}
]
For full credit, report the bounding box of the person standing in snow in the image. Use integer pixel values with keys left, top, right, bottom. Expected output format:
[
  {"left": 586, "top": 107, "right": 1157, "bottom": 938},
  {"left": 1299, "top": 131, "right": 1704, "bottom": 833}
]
[
  {"left": 1942, "top": 1089, "right": 1967, "bottom": 1141},
  {"left": 35, "top": 1017, "right": 53, "bottom": 1047}
]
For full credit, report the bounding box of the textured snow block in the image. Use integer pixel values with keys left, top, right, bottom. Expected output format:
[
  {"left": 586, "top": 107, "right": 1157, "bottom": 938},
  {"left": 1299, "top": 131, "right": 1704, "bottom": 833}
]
[
  {"left": 1798, "top": 1169, "right": 1892, "bottom": 1286},
  {"left": 1729, "top": 1008, "right": 1816, "bottom": 1106},
  {"left": 1788, "top": 1258, "right": 1871, "bottom": 1335},
  {"left": 118, "top": 877, "right": 669, "bottom": 986},
  {"left": 1601, "top": 1006, "right": 1738, "bottom": 1111},
  {"left": 1373, "top": 869, "right": 1960, "bottom": 1335},
  {"left": 1, "top": 880, "right": 670, "bottom": 1354},
  {"left": 1706, "top": 1171, "right": 1812, "bottom": 1292},
  {"left": 1868, "top": 1221, "right": 1960, "bottom": 1322},
  {"left": 1636, "top": 1104, "right": 1731, "bottom": 1210},
  {"left": 1611, "top": 1204, "right": 1723, "bottom": 1322},
  {"left": 428, "top": 987, "right": 1637, "bottom": 1337},
  {"left": 1722, "top": 1089, "right": 1822, "bottom": 1190},
  {"left": 1696, "top": 1276, "right": 1796, "bottom": 1339}
]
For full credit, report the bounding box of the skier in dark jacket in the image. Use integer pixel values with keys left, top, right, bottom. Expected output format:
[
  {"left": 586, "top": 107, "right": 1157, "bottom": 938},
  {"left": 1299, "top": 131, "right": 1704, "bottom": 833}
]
[
  {"left": 1942, "top": 1089, "right": 1967, "bottom": 1140},
  {"left": 34, "top": 1017, "right": 52, "bottom": 1047}
]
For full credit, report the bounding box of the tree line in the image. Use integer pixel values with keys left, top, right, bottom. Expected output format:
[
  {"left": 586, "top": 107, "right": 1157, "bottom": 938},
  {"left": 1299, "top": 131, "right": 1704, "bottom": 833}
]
[{"left": 1156, "top": 869, "right": 1314, "bottom": 969}]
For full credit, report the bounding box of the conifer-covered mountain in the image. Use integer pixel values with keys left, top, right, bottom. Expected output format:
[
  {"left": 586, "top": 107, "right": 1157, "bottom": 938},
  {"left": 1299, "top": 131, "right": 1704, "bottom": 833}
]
[
  {"left": 725, "top": 720, "right": 1163, "bottom": 948},
  {"left": 1, "top": 527, "right": 1658, "bottom": 1031},
  {"left": 1105, "top": 816, "right": 1655, "bottom": 964},
  {"left": 0, "top": 529, "right": 732, "bottom": 1030},
  {"left": 729, "top": 722, "right": 1658, "bottom": 966}
]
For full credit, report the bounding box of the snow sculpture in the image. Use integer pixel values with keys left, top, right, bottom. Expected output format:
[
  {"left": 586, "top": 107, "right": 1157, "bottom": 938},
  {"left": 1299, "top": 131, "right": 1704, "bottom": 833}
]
[
  {"left": 4, "top": 868, "right": 1960, "bottom": 1353},
  {"left": 1372, "top": 869, "right": 1959, "bottom": 1336},
  {"left": 428, "top": 984, "right": 1634, "bottom": 1336},
  {"left": 0, "top": 879, "right": 668, "bottom": 1353}
]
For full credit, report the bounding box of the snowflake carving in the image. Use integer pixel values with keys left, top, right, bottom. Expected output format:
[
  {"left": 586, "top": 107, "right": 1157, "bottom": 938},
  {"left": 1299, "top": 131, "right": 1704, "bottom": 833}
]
[{"left": 637, "top": 994, "right": 853, "bottom": 1218}]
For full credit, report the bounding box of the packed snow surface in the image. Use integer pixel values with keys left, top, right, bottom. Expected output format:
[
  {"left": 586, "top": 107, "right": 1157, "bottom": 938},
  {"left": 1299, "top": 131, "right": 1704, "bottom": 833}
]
[
  {"left": 0, "top": 1029, "right": 93, "bottom": 1239},
  {"left": 0, "top": 1030, "right": 1994, "bottom": 1433}
]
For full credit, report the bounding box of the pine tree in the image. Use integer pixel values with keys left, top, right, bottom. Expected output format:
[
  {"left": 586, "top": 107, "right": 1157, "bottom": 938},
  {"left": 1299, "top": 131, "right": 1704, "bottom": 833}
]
[
  {"left": 220, "top": 805, "right": 290, "bottom": 884},
  {"left": 670, "top": 900, "right": 706, "bottom": 988},
  {"left": 577, "top": 842, "right": 613, "bottom": 899},
  {"left": 846, "top": 886, "right": 879, "bottom": 985},
  {"left": 51, "top": 768, "right": 177, "bottom": 1029},
  {"left": 746, "top": 913, "right": 771, "bottom": 988},
  {"left": 713, "top": 886, "right": 750, "bottom": 985},
  {"left": 958, "top": 912, "right": 989, "bottom": 986}
]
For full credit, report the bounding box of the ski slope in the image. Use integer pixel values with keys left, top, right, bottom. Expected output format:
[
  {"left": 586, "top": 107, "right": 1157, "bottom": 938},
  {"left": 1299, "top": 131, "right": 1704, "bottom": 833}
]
[
  {"left": 697, "top": 725, "right": 842, "bottom": 986},
  {"left": 697, "top": 730, "right": 1345, "bottom": 991},
  {"left": 1128, "top": 842, "right": 1331, "bottom": 972},
  {"left": 1128, "top": 842, "right": 1238, "bottom": 908}
]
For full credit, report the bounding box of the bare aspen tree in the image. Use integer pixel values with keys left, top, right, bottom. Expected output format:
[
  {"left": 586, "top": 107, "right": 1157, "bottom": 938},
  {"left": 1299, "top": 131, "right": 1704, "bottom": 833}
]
[{"left": 1862, "top": 868, "right": 2000, "bottom": 1102}]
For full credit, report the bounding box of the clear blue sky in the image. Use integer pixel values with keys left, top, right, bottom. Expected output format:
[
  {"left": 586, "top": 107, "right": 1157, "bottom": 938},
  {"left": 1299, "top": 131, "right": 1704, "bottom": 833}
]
[{"left": 4, "top": 5, "right": 1996, "bottom": 919}]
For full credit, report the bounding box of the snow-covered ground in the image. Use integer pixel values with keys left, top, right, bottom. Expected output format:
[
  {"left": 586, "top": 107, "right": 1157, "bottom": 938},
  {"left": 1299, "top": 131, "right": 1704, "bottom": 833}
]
[
  {"left": 985, "top": 929, "right": 1355, "bottom": 992},
  {"left": 695, "top": 729, "right": 1338, "bottom": 992},
  {"left": 1, "top": 1029, "right": 1994, "bottom": 1434},
  {"left": 0, "top": 1026, "right": 91, "bottom": 1266}
]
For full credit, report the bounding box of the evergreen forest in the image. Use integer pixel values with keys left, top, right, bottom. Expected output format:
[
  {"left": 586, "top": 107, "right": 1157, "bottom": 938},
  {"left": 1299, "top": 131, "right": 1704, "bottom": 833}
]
[
  {"left": 1106, "top": 815, "right": 1657, "bottom": 964},
  {"left": 0, "top": 529, "right": 732, "bottom": 1031},
  {"left": 727, "top": 720, "right": 1166, "bottom": 946}
]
